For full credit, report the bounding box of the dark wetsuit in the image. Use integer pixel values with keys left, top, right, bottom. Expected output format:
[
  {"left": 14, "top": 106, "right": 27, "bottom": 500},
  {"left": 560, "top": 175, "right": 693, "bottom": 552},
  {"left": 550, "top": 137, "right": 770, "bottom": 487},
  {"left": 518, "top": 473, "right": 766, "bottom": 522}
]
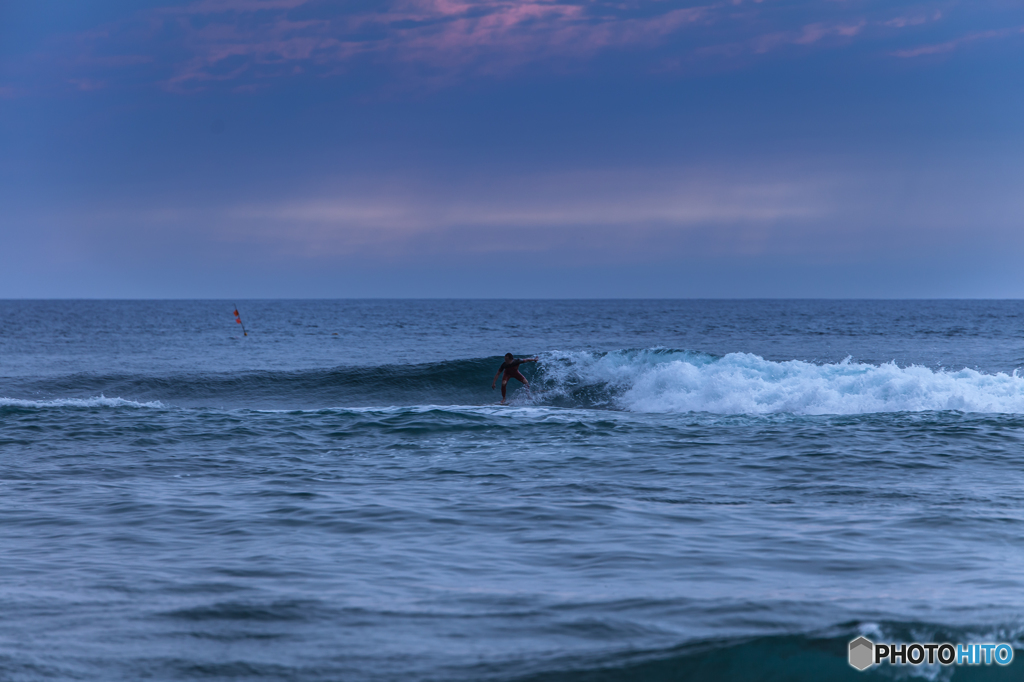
[{"left": 497, "top": 359, "right": 528, "bottom": 399}]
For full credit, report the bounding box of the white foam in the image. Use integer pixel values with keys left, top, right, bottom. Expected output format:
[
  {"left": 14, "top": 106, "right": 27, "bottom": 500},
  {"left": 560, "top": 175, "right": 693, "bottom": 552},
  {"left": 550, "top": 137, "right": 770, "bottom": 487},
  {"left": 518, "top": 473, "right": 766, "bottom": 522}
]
[
  {"left": 252, "top": 404, "right": 596, "bottom": 420},
  {"left": 536, "top": 349, "right": 1024, "bottom": 415},
  {"left": 0, "top": 396, "right": 165, "bottom": 409}
]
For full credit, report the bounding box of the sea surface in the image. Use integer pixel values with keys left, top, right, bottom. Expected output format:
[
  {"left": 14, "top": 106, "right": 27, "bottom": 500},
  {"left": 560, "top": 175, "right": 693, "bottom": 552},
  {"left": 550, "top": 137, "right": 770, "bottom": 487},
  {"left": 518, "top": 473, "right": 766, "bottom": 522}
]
[{"left": 1, "top": 299, "right": 1023, "bottom": 681}]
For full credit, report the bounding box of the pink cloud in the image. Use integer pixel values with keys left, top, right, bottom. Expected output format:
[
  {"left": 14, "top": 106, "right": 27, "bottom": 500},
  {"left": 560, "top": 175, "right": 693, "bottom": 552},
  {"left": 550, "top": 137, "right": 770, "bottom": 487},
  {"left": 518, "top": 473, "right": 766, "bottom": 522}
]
[
  {"left": 884, "top": 15, "right": 928, "bottom": 29},
  {"left": 750, "top": 20, "right": 865, "bottom": 54},
  {"left": 26, "top": 0, "right": 1022, "bottom": 94},
  {"left": 893, "top": 26, "right": 1024, "bottom": 58},
  {"left": 795, "top": 21, "right": 865, "bottom": 45},
  {"left": 147, "top": 0, "right": 716, "bottom": 88},
  {"left": 379, "top": 4, "right": 707, "bottom": 73}
]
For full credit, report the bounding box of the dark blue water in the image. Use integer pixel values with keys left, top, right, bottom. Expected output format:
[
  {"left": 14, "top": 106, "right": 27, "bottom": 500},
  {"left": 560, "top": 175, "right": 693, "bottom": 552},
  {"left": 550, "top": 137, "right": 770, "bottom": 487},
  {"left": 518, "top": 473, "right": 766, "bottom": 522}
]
[{"left": 2, "top": 300, "right": 1023, "bottom": 681}]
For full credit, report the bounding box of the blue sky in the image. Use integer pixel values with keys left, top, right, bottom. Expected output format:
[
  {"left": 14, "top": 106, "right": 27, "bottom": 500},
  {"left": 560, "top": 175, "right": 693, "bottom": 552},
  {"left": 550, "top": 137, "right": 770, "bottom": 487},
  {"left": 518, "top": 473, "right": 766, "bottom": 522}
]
[{"left": 2, "top": 0, "right": 1023, "bottom": 298}]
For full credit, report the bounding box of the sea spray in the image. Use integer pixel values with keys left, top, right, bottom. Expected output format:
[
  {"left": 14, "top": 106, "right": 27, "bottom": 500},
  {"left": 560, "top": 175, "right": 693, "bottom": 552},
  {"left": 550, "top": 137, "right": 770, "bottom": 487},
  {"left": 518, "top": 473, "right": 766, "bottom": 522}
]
[{"left": 533, "top": 349, "right": 1024, "bottom": 415}]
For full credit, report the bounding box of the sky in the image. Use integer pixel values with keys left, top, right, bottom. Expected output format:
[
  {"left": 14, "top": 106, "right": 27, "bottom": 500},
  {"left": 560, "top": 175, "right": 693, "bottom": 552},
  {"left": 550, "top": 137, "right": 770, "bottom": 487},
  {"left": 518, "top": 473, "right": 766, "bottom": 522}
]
[{"left": 1, "top": 0, "right": 1023, "bottom": 298}]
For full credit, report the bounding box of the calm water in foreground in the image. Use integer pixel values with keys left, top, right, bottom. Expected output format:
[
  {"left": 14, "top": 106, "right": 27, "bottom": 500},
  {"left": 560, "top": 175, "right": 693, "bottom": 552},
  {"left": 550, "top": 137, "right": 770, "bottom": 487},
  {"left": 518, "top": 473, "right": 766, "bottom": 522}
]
[{"left": 2, "top": 300, "right": 1023, "bottom": 681}]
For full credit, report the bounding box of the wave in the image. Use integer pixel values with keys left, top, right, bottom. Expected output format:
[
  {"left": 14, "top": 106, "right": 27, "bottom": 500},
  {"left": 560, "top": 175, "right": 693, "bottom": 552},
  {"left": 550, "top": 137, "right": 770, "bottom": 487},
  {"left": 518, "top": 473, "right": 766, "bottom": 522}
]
[
  {"left": 532, "top": 349, "right": 1024, "bottom": 415},
  {"left": 0, "top": 396, "right": 165, "bottom": 410},
  {"left": 8, "top": 349, "right": 1024, "bottom": 415},
  {"left": 507, "top": 621, "right": 1023, "bottom": 682},
  {"left": 8, "top": 358, "right": 500, "bottom": 409}
]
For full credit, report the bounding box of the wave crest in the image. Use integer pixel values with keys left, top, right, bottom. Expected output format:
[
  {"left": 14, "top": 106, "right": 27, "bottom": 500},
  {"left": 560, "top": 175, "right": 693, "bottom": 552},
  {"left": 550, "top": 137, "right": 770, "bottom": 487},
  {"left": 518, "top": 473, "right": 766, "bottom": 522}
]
[
  {"left": 0, "top": 396, "right": 166, "bottom": 410},
  {"left": 533, "top": 349, "right": 1024, "bottom": 415},
  {"left": 9, "top": 350, "right": 1024, "bottom": 415}
]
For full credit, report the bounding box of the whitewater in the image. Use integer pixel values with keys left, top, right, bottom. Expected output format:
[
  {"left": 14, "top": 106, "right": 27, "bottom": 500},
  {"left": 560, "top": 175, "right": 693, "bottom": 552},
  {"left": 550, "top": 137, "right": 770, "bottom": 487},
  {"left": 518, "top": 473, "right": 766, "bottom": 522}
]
[
  {"left": 533, "top": 349, "right": 1024, "bottom": 414},
  {"left": 2, "top": 299, "right": 1023, "bottom": 682},
  {"left": 12, "top": 349, "right": 1024, "bottom": 416}
]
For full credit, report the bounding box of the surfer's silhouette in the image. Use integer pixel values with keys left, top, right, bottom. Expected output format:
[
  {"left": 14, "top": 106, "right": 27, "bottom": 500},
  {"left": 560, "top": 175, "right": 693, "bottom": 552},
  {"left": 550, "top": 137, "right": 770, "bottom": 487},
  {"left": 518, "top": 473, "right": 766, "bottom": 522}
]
[{"left": 492, "top": 353, "right": 538, "bottom": 404}]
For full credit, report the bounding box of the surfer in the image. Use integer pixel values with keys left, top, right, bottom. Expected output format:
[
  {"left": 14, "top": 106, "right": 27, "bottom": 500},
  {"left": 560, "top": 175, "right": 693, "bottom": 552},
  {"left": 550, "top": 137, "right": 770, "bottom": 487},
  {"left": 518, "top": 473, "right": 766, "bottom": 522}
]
[{"left": 492, "top": 353, "right": 538, "bottom": 403}]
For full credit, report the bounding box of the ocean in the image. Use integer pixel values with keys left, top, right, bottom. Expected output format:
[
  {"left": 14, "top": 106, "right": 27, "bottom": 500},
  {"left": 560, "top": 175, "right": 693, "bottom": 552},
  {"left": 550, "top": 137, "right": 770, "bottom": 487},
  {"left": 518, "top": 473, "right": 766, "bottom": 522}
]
[{"left": 1, "top": 299, "right": 1022, "bottom": 681}]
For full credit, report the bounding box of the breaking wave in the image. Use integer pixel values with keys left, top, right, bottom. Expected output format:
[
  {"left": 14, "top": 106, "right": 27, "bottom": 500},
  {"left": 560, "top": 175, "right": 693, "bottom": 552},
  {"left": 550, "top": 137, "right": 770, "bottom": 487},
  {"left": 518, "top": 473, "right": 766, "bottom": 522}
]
[
  {"left": 0, "top": 396, "right": 166, "bottom": 410},
  {"left": 7, "top": 349, "right": 1024, "bottom": 415},
  {"left": 532, "top": 349, "right": 1024, "bottom": 415}
]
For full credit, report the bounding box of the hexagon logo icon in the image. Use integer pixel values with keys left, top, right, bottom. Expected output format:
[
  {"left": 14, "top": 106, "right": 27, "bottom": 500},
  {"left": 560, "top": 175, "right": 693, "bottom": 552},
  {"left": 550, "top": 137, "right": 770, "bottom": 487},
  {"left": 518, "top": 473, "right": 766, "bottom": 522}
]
[{"left": 849, "top": 636, "right": 874, "bottom": 671}]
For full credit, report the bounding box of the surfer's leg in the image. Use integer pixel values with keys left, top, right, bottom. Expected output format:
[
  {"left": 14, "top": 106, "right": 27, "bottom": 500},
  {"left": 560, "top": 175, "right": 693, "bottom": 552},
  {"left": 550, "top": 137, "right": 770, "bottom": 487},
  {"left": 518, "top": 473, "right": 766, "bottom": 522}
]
[
  {"left": 512, "top": 370, "right": 528, "bottom": 387},
  {"left": 501, "top": 377, "right": 508, "bottom": 400}
]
